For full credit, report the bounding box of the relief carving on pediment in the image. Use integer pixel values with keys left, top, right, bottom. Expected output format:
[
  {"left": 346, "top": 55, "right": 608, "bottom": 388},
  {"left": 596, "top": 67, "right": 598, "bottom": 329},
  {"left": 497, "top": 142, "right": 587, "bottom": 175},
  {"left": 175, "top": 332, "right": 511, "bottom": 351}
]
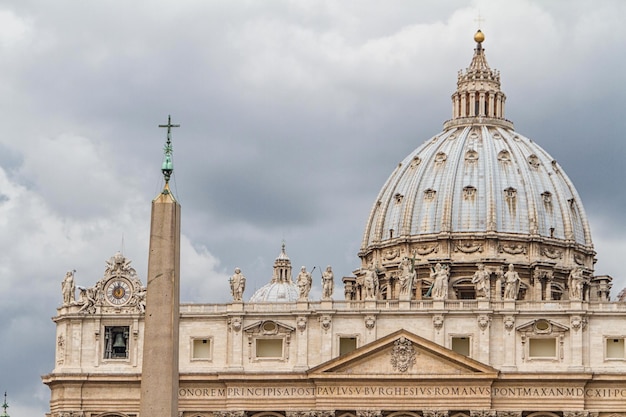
[{"left": 390, "top": 336, "right": 416, "bottom": 372}]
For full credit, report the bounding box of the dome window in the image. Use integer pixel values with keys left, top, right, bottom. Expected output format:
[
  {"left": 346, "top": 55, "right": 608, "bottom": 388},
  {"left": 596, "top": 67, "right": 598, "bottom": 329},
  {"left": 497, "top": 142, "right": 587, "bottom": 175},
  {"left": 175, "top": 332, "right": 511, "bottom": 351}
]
[
  {"left": 463, "top": 186, "right": 477, "bottom": 200},
  {"left": 497, "top": 150, "right": 510, "bottom": 162},
  {"left": 434, "top": 152, "right": 447, "bottom": 164},
  {"left": 394, "top": 193, "right": 404, "bottom": 204},
  {"left": 504, "top": 188, "right": 517, "bottom": 206},
  {"left": 409, "top": 156, "right": 421, "bottom": 168},
  {"left": 424, "top": 189, "right": 437, "bottom": 200},
  {"left": 528, "top": 154, "right": 540, "bottom": 169},
  {"left": 465, "top": 149, "right": 479, "bottom": 162}
]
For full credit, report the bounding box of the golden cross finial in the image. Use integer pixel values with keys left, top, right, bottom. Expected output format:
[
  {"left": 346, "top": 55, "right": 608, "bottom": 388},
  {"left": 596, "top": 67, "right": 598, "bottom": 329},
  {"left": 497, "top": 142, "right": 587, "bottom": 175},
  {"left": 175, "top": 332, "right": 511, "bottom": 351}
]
[{"left": 474, "top": 11, "right": 485, "bottom": 29}]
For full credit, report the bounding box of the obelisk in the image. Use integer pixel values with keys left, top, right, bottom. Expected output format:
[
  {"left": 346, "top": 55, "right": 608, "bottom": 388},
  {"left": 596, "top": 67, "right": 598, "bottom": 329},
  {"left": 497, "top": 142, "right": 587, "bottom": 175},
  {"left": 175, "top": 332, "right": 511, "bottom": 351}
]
[{"left": 140, "top": 115, "right": 181, "bottom": 417}]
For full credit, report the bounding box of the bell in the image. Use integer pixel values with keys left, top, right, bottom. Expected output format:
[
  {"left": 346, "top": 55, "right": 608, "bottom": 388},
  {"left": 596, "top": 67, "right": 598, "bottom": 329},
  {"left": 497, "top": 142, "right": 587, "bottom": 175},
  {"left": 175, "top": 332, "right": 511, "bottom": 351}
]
[{"left": 112, "top": 333, "right": 126, "bottom": 348}]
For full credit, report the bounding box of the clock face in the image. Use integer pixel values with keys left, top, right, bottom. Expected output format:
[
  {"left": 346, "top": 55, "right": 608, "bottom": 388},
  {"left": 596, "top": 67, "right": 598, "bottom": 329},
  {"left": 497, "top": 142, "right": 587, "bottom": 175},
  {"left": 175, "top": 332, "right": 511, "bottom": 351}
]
[{"left": 105, "top": 279, "right": 132, "bottom": 305}]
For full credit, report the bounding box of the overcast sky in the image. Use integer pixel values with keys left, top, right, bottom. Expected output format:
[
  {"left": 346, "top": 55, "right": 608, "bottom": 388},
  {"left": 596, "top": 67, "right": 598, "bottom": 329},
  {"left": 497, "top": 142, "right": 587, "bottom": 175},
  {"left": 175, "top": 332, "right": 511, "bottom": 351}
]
[{"left": 1, "top": 1, "right": 625, "bottom": 415}]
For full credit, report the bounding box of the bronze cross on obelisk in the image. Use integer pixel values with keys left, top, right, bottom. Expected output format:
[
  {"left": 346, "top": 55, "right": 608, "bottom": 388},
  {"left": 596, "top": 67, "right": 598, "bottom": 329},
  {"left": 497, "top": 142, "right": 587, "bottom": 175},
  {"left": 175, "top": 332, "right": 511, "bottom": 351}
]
[{"left": 158, "top": 115, "right": 180, "bottom": 184}]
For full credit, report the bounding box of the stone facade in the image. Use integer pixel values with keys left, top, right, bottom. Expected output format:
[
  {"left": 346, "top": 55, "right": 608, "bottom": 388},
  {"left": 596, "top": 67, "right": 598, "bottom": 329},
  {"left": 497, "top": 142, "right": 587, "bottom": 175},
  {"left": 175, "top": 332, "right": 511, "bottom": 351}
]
[{"left": 43, "top": 31, "right": 626, "bottom": 417}]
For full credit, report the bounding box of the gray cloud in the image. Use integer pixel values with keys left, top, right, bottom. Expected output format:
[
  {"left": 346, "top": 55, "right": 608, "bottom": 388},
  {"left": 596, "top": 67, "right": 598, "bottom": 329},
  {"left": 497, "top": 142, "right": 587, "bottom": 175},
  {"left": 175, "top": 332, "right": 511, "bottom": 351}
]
[{"left": 1, "top": 1, "right": 625, "bottom": 415}]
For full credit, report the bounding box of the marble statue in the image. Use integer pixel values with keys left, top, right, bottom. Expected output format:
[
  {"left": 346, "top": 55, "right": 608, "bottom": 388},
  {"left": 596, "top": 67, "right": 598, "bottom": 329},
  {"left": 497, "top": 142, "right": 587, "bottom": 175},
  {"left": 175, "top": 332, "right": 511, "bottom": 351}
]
[
  {"left": 503, "top": 264, "right": 520, "bottom": 301},
  {"left": 568, "top": 266, "right": 586, "bottom": 301},
  {"left": 430, "top": 263, "right": 449, "bottom": 300},
  {"left": 297, "top": 266, "right": 312, "bottom": 300},
  {"left": 398, "top": 257, "right": 416, "bottom": 300},
  {"left": 471, "top": 263, "right": 490, "bottom": 299},
  {"left": 229, "top": 267, "right": 246, "bottom": 302},
  {"left": 61, "top": 270, "right": 76, "bottom": 305},
  {"left": 321, "top": 265, "right": 334, "bottom": 300},
  {"left": 363, "top": 263, "right": 378, "bottom": 300}
]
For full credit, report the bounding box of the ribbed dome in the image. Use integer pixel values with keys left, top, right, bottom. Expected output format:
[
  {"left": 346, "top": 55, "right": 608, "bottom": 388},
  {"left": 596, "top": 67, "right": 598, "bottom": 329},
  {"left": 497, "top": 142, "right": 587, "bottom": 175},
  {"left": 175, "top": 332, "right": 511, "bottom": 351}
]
[
  {"left": 249, "top": 243, "right": 300, "bottom": 302},
  {"left": 352, "top": 31, "right": 597, "bottom": 303},
  {"left": 361, "top": 126, "right": 592, "bottom": 246}
]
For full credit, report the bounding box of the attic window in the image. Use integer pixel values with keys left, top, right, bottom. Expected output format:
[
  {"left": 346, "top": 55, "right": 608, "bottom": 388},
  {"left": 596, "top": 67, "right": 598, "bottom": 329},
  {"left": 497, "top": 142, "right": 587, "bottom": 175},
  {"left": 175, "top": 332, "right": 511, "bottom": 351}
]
[
  {"left": 528, "top": 338, "right": 557, "bottom": 359},
  {"left": 451, "top": 336, "right": 471, "bottom": 356},
  {"left": 339, "top": 336, "right": 358, "bottom": 356},
  {"left": 192, "top": 338, "right": 212, "bottom": 360},
  {"left": 606, "top": 338, "right": 625, "bottom": 360},
  {"left": 255, "top": 338, "right": 284, "bottom": 359}
]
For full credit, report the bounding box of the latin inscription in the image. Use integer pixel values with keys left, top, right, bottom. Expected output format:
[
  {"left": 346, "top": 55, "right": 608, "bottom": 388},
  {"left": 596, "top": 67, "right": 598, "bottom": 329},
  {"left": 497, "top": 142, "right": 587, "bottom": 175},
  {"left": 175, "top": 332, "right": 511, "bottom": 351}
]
[{"left": 178, "top": 386, "right": 626, "bottom": 399}]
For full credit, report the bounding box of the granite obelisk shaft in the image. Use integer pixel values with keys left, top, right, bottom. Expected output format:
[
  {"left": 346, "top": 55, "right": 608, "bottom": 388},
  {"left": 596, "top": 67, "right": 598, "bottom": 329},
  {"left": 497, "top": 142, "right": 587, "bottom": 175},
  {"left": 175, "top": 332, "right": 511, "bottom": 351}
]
[{"left": 139, "top": 187, "right": 181, "bottom": 417}]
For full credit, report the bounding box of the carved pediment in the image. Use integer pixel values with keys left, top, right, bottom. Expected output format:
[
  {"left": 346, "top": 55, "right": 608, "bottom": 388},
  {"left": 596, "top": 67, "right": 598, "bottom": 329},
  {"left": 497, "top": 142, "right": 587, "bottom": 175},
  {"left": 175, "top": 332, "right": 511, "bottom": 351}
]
[
  {"left": 308, "top": 329, "right": 497, "bottom": 378},
  {"left": 516, "top": 319, "right": 569, "bottom": 335},
  {"left": 243, "top": 320, "right": 295, "bottom": 335}
]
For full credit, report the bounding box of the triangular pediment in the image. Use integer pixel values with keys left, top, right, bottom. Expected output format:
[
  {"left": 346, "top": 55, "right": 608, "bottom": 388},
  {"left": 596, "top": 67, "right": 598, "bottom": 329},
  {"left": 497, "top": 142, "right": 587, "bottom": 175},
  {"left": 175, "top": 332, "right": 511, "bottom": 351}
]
[{"left": 309, "top": 329, "right": 497, "bottom": 379}]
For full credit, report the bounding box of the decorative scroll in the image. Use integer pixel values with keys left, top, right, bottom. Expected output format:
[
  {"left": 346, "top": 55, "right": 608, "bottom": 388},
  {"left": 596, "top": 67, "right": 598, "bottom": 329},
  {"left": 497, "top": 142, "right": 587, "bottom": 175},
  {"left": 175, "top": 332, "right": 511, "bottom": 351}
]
[
  {"left": 477, "top": 315, "right": 491, "bottom": 331},
  {"left": 214, "top": 411, "right": 247, "bottom": 417},
  {"left": 424, "top": 411, "right": 449, "bottom": 417},
  {"left": 504, "top": 316, "right": 515, "bottom": 332},
  {"left": 573, "top": 253, "right": 585, "bottom": 266},
  {"left": 297, "top": 317, "right": 307, "bottom": 332},
  {"left": 320, "top": 315, "right": 332, "bottom": 332},
  {"left": 541, "top": 246, "right": 563, "bottom": 259},
  {"left": 498, "top": 244, "right": 527, "bottom": 255},
  {"left": 455, "top": 241, "right": 483, "bottom": 253},
  {"left": 433, "top": 315, "right": 444, "bottom": 330},
  {"left": 356, "top": 411, "right": 382, "bottom": 417},
  {"left": 496, "top": 412, "right": 521, "bottom": 417},
  {"left": 471, "top": 411, "right": 496, "bottom": 417},
  {"left": 229, "top": 317, "right": 242, "bottom": 332},
  {"left": 414, "top": 244, "right": 439, "bottom": 256}
]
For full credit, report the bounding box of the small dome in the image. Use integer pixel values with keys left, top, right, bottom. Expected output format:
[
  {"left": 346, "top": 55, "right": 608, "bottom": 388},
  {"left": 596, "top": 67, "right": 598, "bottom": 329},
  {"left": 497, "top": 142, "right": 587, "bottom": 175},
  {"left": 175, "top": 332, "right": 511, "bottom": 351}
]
[
  {"left": 249, "top": 243, "right": 299, "bottom": 302},
  {"left": 249, "top": 281, "right": 299, "bottom": 302}
]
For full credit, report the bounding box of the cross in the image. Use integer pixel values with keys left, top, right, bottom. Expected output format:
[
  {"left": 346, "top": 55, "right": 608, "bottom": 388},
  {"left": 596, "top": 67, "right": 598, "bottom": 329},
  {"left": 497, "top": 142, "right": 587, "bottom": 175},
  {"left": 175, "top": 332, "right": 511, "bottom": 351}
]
[
  {"left": 158, "top": 114, "right": 180, "bottom": 141},
  {"left": 158, "top": 115, "right": 180, "bottom": 185},
  {"left": 474, "top": 11, "right": 485, "bottom": 29}
]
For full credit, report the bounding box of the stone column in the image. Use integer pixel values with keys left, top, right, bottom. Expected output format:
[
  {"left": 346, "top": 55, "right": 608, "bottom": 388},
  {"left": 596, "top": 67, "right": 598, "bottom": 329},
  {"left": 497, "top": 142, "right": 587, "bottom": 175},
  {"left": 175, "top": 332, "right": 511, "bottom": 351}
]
[{"left": 461, "top": 94, "right": 467, "bottom": 117}]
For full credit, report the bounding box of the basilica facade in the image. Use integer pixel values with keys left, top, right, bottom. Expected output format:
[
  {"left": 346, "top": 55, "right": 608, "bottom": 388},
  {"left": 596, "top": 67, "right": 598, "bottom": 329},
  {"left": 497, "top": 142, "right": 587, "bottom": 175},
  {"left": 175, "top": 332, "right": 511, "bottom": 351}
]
[{"left": 43, "top": 31, "right": 626, "bottom": 417}]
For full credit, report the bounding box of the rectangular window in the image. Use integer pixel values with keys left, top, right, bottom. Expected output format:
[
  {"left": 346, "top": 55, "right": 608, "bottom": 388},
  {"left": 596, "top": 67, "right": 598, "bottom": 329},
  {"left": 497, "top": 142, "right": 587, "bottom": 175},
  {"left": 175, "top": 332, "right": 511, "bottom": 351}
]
[
  {"left": 255, "top": 338, "right": 283, "bottom": 358},
  {"left": 451, "top": 336, "right": 471, "bottom": 356},
  {"left": 528, "top": 338, "right": 557, "bottom": 358},
  {"left": 104, "top": 326, "right": 129, "bottom": 359},
  {"left": 192, "top": 338, "right": 212, "bottom": 360},
  {"left": 606, "top": 338, "right": 625, "bottom": 359},
  {"left": 339, "top": 336, "right": 357, "bottom": 356}
]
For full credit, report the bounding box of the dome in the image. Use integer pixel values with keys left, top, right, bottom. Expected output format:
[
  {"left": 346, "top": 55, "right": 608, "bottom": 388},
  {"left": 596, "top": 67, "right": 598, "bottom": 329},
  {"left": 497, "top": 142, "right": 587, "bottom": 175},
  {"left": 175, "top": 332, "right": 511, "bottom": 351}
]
[
  {"left": 353, "top": 32, "right": 596, "bottom": 303},
  {"left": 249, "top": 243, "right": 299, "bottom": 302}
]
